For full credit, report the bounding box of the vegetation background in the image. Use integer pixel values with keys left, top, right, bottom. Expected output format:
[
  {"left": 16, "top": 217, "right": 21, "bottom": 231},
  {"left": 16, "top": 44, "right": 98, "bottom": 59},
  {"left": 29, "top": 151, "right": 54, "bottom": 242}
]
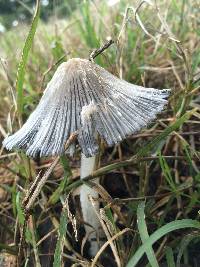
[{"left": 0, "top": 0, "right": 200, "bottom": 266}]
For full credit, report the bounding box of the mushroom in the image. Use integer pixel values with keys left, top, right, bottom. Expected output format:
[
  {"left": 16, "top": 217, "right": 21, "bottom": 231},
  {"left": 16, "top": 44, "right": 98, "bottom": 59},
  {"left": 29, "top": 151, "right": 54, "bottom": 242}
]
[{"left": 3, "top": 58, "right": 170, "bottom": 256}]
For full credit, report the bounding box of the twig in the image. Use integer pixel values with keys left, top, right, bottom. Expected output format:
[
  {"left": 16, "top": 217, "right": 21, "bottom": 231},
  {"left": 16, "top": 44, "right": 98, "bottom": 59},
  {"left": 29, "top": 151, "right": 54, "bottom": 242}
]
[{"left": 89, "top": 39, "right": 114, "bottom": 61}]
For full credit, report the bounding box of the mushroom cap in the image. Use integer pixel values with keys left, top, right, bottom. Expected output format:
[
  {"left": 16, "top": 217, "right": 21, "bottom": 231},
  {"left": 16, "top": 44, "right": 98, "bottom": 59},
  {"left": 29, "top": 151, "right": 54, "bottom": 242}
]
[{"left": 3, "top": 58, "right": 170, "bottom": 157}]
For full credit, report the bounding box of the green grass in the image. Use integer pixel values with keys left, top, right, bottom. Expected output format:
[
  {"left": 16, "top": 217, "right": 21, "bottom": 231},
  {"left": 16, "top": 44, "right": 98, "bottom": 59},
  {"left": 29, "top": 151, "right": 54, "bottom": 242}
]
[{"left": 0, "top": 0, "right": 200, "bottom": 266}]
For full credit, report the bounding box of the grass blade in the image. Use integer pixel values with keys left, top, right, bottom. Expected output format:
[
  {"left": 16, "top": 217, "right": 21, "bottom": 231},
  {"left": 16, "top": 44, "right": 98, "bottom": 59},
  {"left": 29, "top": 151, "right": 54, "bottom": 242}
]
[
  {"left": 176, "top": 232, "right": 199, "bottom": 267},
  {"left": 48, "top": 155, "right": 72, "bottom": 205},
  {"left": 53, "top": 207, "right": 68, "bottom": 267},
  {"left": 158, "top": 151, "right": 176, "bottom": 191},
  {"left": 16, "top": 192, "right": 25, "bottom": 225},
  {"left": 78, "top": 0, "right": 99, "bottom": 48},
  {"left": 67, "top": 108, "right": 198, "bottom": 192},
  {"left": 16, "top": 0, "right": 40, "bottom": 116},
  {"left": 126, "top": 219, "right": 200, "bottom": 267},
  {"left": 137, "top": 202, "right": 159, "bottom": 267},
  {"left": 165, "top": 247, "right": 176, "bottom": 267},
  {"left": 137, "top": 109, "right": 197, "bottom": 158}
]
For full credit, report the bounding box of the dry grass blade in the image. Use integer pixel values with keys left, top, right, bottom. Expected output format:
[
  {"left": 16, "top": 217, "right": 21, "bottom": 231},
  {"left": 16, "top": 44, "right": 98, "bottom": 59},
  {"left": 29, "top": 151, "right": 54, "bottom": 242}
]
[
  {"left": 89, "top": 195, "right": 121, "bottom": 267},
  {"left": 28, "top": 215, "right": 41, "bottom": 267},
  {"left": 91, "top": 228, "right": 131, "bottom": 267}
]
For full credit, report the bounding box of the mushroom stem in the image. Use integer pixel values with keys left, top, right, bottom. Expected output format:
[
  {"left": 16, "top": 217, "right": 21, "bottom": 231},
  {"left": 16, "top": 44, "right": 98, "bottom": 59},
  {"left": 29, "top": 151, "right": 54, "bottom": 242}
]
[{"left": 80, "top": 153, "right": 101, "bottom": 256}]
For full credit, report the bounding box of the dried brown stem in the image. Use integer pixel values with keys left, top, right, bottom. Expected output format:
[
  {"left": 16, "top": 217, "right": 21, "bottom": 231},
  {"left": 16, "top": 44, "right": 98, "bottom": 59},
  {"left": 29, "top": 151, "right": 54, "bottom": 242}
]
[{"left": 89, "top": 39, "right": 114, "bottom": 61}]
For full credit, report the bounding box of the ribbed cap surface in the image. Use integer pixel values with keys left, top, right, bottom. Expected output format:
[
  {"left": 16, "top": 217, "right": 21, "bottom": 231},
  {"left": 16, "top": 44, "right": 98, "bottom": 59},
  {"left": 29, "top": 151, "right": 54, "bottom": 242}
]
[{"left": 3, "top": 58, "right": 170, "bottom": 157}]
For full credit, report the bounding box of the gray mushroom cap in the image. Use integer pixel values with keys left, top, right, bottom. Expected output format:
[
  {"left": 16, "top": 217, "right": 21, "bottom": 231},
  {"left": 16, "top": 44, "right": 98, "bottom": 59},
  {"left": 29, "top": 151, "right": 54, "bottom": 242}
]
[{"left": 3, "top": 58, "right": 170, "bottom": 158}]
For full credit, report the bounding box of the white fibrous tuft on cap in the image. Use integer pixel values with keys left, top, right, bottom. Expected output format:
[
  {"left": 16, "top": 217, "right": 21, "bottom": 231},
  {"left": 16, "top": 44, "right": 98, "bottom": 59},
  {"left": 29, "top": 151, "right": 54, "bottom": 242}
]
[
  {"left": 3, "top": 58, "right": 170, "bottom": 158},
  {"left": 81, "top": 101, "right": 97, "bottom": 127}
]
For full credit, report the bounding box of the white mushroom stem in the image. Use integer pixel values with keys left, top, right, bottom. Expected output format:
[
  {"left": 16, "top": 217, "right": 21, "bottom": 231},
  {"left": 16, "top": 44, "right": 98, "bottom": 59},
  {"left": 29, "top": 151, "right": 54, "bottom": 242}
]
[{"left": 80, "top": 153, "right": 101, "bottom": 257}]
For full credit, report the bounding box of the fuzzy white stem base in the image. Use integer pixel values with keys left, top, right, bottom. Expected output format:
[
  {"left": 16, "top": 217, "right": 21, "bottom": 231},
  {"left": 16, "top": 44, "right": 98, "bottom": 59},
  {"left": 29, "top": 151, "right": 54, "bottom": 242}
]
[{"left": 80, "top": 153, "right": 102, "bottom": 257}]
